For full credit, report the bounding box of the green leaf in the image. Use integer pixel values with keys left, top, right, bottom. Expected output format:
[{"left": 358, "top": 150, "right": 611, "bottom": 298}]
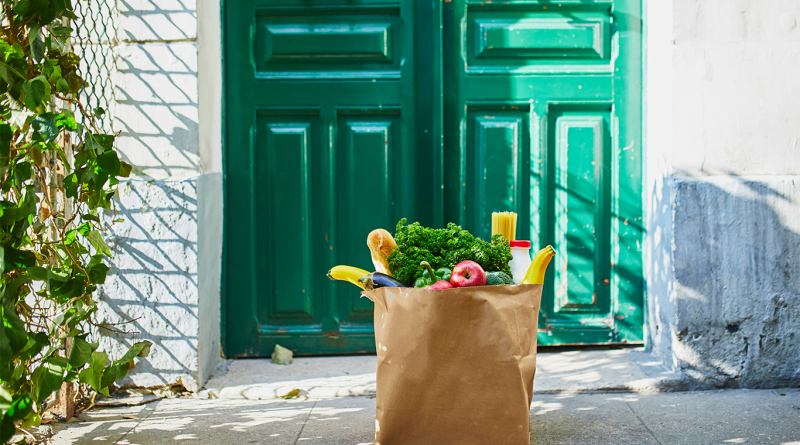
[
  {"left": 63, "top": 228, "right": 78, "bottom": 245},
  {"left": 81, "top": 213, "right": 101, "bottom": 223},
  {"left": 97, "top": 151, "right": 121, "bottom": 176},
  {"left": 0, "top": 201, "right": 18, "bottom": 225},
  {"left": 32, "top": 112, "right": 58, "bottom": 141},
  {"left": 0, "top": 124, "right": 11, "bottom": 168},
  {"left": 0, "top": 395, "right": 32, "bottom": 443},
  {"left": 4, "top": 247, "right": 36, "bottom": 269},
  {"left": 17, "top": 331, "right": 49, "bottom": 361},
  {"left": 17, "top": 186, "right": 36, "bottom": 219},
  {"left": 87, "top": 262, "right": 109, "bottom": 284},
  {"left": 31, "top": 356, "right": 68, "bottom": 403},
  {"left": 56, "top": 77, "right": 69, "bottom": 93},
  {"left": 64, "top": 172, "right": 79, "bottom": 198},
  {"left": 22, "top": 76, "right": 51, "bottom": 110},
  {"left": 86, "top": 230, "right": 111, "bottom": 257},
  {"left": 14, "top": 161, "right": 33, "bottom": 186},
  {"left": 21, "top": 412, "right": 42, "bottom": 429},
  {"left": 58, "top": 52, "right": 80, "bottom": 71},
  {"left": 63, "top": 70, "right": 84, "bottom": 94},
  {"left": 74, "top": 146, "right": 95, "bottom": 167},
  {"left": 69, "top": 336, "right": 96, "bottom": 369},
  {"left": 113, "top": 342, "right": 150, "bottom": 366},
  {"left": 100, "top": 365, "right": 119, "bottom": 392},
  {"left": 27, "top": 266, "right": 47, "bottom": 281},
  {"left": 55, "top": 110, "right": 78, "bottom": 132},
  {"left": 91, "top": 351, "right": 108, "bottom": 371},
  {"left": 85, "top": 133, "right": 114, "bottom": 154},
  {"left": 120, "top": 161, "right": 132, "bottom": 178},
  {"left": 50, "top": 25, "right": 73, "bottom": 36},
  {"left": 78, "top": 367, "right": 97, "bottom": 390},
  {"left": 28, "top": 25, "right": 41, "bottom": 46},
  {"left": 77, "top": 222, "right": 92, "bottom": 236}
]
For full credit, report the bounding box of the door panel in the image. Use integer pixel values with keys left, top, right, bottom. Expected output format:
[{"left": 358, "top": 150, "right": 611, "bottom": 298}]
[
  {"left": 336, "top": 113, "right": 403, "bottom": 333},
  {"left": 256, "top": 117, "right": 322, "bottom": 329},
  {"left": 465, "top": 109, "right": 530, "bottom": 242},
  {"left": 254, "top": 9, "right": 403, "bottom": 78},
  {"left": 550, "top": 110, "right": 611, "bottom": 315},
  {"left": 467, "top": 11, "right": 612, "bottom": 71},
  {"left": 444, "top": 0, "right": 642, "bottom": 345}
]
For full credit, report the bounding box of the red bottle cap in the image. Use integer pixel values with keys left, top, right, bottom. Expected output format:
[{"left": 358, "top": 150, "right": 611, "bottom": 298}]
[{"left": 509, "top": 240, "right": 531, "bottom": 248}]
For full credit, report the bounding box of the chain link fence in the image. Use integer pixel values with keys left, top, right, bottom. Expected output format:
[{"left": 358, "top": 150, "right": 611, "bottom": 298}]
[{"left": 73, "top": 0, "right": 117, "bottom": 133}]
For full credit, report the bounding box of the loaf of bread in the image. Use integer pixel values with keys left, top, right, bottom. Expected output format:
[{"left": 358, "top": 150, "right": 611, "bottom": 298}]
[{"left": 367, "top": 229, "right": 398, "bottom": 275}]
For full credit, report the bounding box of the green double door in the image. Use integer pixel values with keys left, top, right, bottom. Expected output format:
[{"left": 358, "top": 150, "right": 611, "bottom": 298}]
[{"left": 224, "top": 0, "right": 643, "bottom": 356}]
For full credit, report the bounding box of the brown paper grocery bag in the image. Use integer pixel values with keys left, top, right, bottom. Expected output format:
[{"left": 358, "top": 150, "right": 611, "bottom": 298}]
[{"left": 362, "top": 284, "right": 543, "bottom": 445}]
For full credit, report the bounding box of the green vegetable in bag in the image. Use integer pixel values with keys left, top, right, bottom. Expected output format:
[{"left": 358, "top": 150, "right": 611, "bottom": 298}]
[
  {"left": 388, "top": 218, "right": 513, "bottom": 286},
  {"left": 414, "top": 261, "right": 452, "bottom": 288}
]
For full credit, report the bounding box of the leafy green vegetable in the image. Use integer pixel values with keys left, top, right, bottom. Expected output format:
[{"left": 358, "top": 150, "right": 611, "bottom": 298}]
[{"left": 388, "top": 219, "right": 513, "bottom": 286}]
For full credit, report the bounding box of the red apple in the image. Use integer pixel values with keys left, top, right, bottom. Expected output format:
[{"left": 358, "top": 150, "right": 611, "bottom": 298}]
[
  {"left": 450, "top": 260, "right": 487, "bottom": 287},
  {"left": 428, "top": 280, "right": 454, "bottom": 290}
]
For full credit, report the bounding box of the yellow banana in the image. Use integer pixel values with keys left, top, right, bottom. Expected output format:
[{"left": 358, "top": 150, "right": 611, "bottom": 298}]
[
  {"left": 327, "top": 265, "right": 370, "bottom": 290},
  {"left": 522, "top": 246, "right": 556, "bottom": 284}
]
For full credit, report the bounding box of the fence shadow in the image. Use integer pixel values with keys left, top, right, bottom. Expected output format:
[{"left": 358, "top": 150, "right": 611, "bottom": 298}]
[{"left": 96, "top": 179, "right": 200, "bottom": 389}]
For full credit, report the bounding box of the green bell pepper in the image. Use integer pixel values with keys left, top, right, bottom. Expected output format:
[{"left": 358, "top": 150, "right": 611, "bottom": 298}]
[{"left": 414, "top": 261, "right": 452, "bottom": 288}]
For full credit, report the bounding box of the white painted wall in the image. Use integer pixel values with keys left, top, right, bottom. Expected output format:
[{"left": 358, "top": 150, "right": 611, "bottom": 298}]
[
  {"left": 196, "top": 0, "right": 224, "bottom": 389},
  {"left": 94, "top": 0, "right": 222, "bottom": 390},
  {"left": 670, "top": 0, "right": 800, "bottom": 176},
  {"left": 646, "top": 0, "right": 800, "bottom": 387}
]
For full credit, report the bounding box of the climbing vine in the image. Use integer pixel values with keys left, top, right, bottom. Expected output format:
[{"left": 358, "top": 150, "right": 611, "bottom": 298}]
[{"left": 0, "top": 1, "right": 150, "bottom": 442}]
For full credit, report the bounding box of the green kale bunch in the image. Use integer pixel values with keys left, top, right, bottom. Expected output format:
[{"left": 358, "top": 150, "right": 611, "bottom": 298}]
[{"left": 387, "top": 218, "right": 513, "bottom": 286}]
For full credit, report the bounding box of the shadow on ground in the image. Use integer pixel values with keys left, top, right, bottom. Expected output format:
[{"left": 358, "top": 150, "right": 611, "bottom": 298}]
[{"left": 50, "top": 388, "right": 800, "bottom": 444}]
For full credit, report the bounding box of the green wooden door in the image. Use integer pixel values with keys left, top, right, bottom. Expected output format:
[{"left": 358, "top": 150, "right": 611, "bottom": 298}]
[
  {"left": 442, "top": 0, "right": 643, "bottom": 344},
  {"left": 225, "top": 0, "right": 642, "bottom": 356},
  {"left": 224, "top": 0, "right": 442, "bottom": 356}
]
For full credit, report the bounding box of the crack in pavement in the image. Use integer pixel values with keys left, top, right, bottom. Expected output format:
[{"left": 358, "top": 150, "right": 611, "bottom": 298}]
[
  {"left": 292, "top": 401, "right": 318, "bottom": 445},
  {"left": 625, "top": 401, "right": 663, "bottom": 445}
]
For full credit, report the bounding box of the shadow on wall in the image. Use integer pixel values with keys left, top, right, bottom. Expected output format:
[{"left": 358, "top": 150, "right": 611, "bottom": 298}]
[
  {"left": 94, "top": 179, "right": 200, "bottom": 390},
  {"left": 113, "top": 41, "right": 200, "bottom": 180},
  {"left": 656, "top": 172, "right": 800, "bottom": 389},
  {"left": 117, "top": 0, "right": 197, "bottom": 43}
]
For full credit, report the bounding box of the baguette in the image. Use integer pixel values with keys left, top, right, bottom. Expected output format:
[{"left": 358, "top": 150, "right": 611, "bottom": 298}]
[{"left": 367, "top": 229, "right": 398, "bottom": 275}]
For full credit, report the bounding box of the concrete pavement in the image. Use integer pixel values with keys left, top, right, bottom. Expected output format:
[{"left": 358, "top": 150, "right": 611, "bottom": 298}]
[
  {"left": 49, "top": 388, "right": 800, "bottom": 444},
  {"left": 46, "top": 350, "right": 800, "bottom": 444}
]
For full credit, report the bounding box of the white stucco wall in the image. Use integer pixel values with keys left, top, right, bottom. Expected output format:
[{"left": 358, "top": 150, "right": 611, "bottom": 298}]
[
  {"left": 646, "top": 0, "right": 800, "bottom": 388},
  {"left": 94, "top": 0, "right": 222, "bottom": 390}
]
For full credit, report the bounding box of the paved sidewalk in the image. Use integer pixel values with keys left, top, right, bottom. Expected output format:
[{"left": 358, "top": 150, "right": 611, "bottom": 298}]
[
  {"left": 48, "top": 350, "right": 800, "bottom": 444},
  {"left": 50, "top": 388, "right": 800, "bottom": 444}
]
